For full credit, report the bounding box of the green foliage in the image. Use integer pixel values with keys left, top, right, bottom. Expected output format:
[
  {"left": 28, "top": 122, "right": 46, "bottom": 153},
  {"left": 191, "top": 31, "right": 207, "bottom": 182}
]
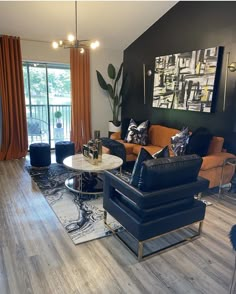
[
  {"left": 96, "top": 63, "right": 127, "bottom": 125},
  {"left": 23, "top": 64, "right": 71, "bottom": 104},
  {"left": 108, "top": 64, "right": 116, "bottom": 79},
  {"left": 96, "top": 71, "right": 108, "bottom": 90},
  {"left": 54, "top": 111, "right": 62, "bottom": 119}
]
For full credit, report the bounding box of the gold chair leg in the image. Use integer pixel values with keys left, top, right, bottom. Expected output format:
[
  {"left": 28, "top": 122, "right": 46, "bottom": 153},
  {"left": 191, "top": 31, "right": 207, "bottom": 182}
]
[
  {"left": 104, "top": 210, "right": 107, "bottom": 224},
  {"left": 199, "top": 221, "right": 203, "bottom": 234}
]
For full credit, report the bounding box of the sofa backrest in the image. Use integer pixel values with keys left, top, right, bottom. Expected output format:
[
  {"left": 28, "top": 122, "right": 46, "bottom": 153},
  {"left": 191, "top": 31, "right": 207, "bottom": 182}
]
[
  {"left": 148, "top": 125, "right": 180, "bottom": 147},
  {"left": 138, "top": 154, "right": 203, "bottom": 192},
  {"left": 207, "top": 136, "right": 224, "bottom": 155},
  {"left": 148, "top": 124, "right": 224, "bottom": 155}
]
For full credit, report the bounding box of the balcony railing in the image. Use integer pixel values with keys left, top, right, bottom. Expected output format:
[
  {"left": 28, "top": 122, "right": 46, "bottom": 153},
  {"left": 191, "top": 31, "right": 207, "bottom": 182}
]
[{"left": 26, "top": 104, "right": 71, "bottom": 148}]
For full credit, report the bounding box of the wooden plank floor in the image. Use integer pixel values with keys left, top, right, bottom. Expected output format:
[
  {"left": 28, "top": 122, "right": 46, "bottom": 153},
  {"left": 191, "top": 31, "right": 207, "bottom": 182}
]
[{"left": 0, "top": 158, "right": 235, "bottom": 294}]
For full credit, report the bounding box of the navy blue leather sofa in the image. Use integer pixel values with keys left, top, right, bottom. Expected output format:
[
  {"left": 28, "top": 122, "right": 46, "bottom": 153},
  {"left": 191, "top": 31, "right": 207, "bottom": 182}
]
[{"left": 103, "top": 154, "right": 209, "bottom": 260}]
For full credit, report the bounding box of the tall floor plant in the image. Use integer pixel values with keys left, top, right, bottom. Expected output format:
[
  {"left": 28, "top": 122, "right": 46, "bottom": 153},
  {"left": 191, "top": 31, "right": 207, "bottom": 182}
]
[{"left": 96, "top": 63, "right": 127, "bottom": 127}]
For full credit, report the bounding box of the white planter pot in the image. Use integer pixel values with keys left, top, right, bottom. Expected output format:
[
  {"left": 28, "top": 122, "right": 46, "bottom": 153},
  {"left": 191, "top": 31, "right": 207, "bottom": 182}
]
[{"left": 108, "top": 121, "right": 121, "bottom": 133}]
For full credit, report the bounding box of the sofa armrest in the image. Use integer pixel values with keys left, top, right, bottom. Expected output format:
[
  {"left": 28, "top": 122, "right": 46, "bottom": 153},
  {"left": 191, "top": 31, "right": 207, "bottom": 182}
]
[
  {"left": 103, "top": 170, "right": 144, "bottom": 205},
  {"left": 201, "top": 152, "right": 236, "bottom": 171},
  {"left": 103, "top": 171, "right": 209, "bottom": 209},
  {"left": 110, "top": 132, "right": 121, "bottom": 140}
]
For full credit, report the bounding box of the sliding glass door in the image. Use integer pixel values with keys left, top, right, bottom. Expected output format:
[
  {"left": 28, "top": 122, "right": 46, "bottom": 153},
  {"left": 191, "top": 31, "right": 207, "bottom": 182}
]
[{"left": 23, "top": 62, "right": 71, "bottom": 148}]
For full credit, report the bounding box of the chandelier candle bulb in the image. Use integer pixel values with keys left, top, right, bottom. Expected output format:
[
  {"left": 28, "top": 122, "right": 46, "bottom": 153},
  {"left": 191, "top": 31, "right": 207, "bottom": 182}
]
[
  {"left": 52, "top": 41, "right": 59, "bottom": 49},
  {"left": 67, "top": 34, "right": 75, "bottom": 42}
]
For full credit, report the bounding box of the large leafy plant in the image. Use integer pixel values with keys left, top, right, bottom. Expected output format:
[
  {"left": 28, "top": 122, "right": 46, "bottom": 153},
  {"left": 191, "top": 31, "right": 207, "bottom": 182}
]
[{"left": 96, "top": 63, "right": 127, "bottom": 126}]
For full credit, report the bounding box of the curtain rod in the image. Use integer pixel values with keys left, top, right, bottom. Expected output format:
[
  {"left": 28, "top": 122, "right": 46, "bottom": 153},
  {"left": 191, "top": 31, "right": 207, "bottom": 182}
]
[
  {"left": 0, "top": 35, "right": 50, "bottom": 44},
  {"left": 21, "top": 38, "right": 50, "bottom": 44}
]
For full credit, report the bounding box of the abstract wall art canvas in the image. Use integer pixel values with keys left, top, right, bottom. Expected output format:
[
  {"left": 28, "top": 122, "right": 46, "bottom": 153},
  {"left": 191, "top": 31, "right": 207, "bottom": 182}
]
[{"left": 152, "top": 47, "right": 222, "bottom": 112}]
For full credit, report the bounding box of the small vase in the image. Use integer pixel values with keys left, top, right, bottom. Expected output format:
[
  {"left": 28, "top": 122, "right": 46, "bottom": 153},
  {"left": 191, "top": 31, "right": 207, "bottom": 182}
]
[{"left": 108, "top": 121, "right": 121, "bottom": 133}]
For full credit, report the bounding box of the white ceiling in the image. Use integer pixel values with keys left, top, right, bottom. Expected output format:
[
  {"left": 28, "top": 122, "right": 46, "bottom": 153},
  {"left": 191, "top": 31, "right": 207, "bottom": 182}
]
[{"left": 0, "top": 1, "right": 177, "bottom": 50}]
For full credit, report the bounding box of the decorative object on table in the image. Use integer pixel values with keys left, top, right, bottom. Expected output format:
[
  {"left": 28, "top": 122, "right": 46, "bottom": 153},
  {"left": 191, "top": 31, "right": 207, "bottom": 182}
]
[
  {"left": 124, "top": 118, "right": 150, "bottom": 145},
  {"left": 82, "top": 132, "right": 103, "bottom": 165},
  {"left": 82, "top": 141, "right": 98, "bottom": 165},
  {"left": 29, "top": 143, "right": 51, "bottom": 167},
  {"left": 229, "top": 225, "right": 236, "bottom": 294},
  {"left": 152, "top": 46, "right": 223, "bottom": 112},
  {"left": 96, "top": 63, "right": 128, "bottom": 132},
  {"left": 171, "top": 127, "right": 190, "bottom": 156},
  {"left": 51, "top": 1, "right": 99, "bottom": 52},
  {"left": 25, "top": 164, "right": 120, "bottom": 245},
  {"left": 94, "top": 130, "right": 102, "bottom": 162},
  {"left": 54, "top": 111, "right": 62, "bottom": 128},
  {"left": 55, "top": 141, "right": 75, "bottom": 164}
]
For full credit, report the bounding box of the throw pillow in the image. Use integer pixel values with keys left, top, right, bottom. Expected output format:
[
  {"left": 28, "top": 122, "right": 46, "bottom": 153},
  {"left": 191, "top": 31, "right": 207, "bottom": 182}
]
[
  {"left": 130, "top": 148, "right": 153, "bottom": 187},
  {"left": 152, "top": 145, "right": 170, "bottom": 158},
  {"left": 121, "top": 118, "right": 132, "bottom": 140},
  {"left": 185, "top": 127, "right": 212, "bottom": 157},
  {"left": 171, "top": 127, "right": 190, "bottom": 156},
  {"left": 121, "top": 118, "right": 150, "bottom": 140},
  {"left": 124, "top": 118, "right": 149, "bottom": 145}
]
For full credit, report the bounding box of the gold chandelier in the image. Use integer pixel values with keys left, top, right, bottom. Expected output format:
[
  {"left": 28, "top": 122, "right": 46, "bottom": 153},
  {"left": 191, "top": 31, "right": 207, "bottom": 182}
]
[{"left": 52, "top": 1, "right": 99, "bottom": 53}]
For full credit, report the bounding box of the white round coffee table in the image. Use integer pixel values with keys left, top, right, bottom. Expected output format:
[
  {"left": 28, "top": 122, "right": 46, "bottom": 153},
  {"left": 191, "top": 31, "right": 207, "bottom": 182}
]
[{"left": 63, "top": 154, "right": 123, "bottom": 194}]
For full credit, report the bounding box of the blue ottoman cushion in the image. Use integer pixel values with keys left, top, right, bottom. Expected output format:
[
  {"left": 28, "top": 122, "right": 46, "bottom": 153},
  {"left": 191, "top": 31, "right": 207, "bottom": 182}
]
[
  {"left": 55, "top": 141, "right": 75, "bottom": 164},
  {"left": 30, "top": 143, "right": 51, "bottom": 167}
]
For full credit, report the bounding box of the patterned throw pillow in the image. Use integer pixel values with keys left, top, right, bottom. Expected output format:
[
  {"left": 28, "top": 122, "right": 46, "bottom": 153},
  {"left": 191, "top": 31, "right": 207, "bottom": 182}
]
[
  {"left": 124, "top": 119, "right": 149, "bottom": 145},
  {"left": 152, "top": 145, "right": 170, "bottom": 158},
  {"left": 171, "top": 127, "right": 190, "bottom": 156},
  {"left": 130, "top": 148, "right": 153, "bottom": 187}
]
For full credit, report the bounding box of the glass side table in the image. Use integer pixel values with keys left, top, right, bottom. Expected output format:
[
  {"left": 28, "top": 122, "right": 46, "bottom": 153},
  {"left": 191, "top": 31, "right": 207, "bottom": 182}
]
[{"left": 219, "top": 157, "right": 236, "bottom": 200}]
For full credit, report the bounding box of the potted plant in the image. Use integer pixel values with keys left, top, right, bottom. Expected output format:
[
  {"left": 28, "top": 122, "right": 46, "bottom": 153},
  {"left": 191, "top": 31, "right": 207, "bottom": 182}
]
[
  {"left": 96, "top": 63, "right": 128, "bottom": 132},
  {"left": 54, "top": 111, "right": 62, "bottom": 128}
]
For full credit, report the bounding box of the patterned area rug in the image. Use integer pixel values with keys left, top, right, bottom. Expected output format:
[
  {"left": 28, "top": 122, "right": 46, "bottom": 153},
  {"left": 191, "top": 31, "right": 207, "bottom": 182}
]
[{"left": 26, "top": 164, "right": 121, "bottom": 245}]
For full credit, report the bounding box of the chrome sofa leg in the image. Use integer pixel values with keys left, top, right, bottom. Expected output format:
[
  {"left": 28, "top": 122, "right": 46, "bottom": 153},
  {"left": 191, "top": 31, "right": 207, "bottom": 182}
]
[{"left": 138, "top": 241, "right": 143, "bottom": 261}]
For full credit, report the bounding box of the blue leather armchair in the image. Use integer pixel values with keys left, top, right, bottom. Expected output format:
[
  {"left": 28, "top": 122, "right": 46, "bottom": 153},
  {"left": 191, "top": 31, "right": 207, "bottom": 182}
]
[{"left": 103, "top": 154, "right": 209, "bottom": 260}]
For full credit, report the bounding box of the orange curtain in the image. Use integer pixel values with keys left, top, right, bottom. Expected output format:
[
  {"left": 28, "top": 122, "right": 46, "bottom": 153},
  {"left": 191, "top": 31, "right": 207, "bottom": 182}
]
[
  {"left": 70, "top": 48, "right": 91, "bottom": 152},
  {"left": 0, "top": 35, "right": 28, "bottom": 160}
]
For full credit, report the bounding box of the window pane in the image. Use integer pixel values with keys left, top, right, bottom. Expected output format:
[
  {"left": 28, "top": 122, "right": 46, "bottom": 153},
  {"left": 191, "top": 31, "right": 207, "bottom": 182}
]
[
  {"left": 23, "top": 62, "right": 71, "bottom": 149},
  {"left": 23, "top": 65, "right": 29, "bottom": 105},
  {"left": 48, "top": 68, "right": 71, "bottom": 105},
  {"left": 29, "top": 65, "right": 47, "bottom": 107}
]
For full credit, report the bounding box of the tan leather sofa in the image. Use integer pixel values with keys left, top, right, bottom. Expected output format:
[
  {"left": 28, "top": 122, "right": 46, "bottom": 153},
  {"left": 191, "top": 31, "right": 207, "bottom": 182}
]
[{"left": 103, "top": 124, "right": 236, "bottom": 189}]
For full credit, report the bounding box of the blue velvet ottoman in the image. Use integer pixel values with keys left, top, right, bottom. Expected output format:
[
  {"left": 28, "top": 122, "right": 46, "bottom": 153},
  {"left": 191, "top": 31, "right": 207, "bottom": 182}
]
[
  {"left": 30, "top": 143, "right": 51, "bottom": 167},
  {"left": 55, "top": 141, "right": 75, "bottom": 164}
]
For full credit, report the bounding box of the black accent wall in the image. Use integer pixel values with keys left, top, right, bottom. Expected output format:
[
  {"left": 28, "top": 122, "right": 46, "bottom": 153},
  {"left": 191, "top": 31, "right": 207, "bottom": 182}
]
[{"left": 122, "top": 1, "right": 236, "bottom": 154}]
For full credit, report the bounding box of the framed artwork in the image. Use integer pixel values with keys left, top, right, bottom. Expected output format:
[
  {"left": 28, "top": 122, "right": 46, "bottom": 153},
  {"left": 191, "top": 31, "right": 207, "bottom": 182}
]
[{"left": 152, "top": 46, "right": 222, "bottom": 112}]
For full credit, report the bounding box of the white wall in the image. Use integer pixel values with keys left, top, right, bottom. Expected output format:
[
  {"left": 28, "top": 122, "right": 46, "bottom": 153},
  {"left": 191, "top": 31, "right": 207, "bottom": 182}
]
[
  {"left": 90, "top": 49, "right": 123, "bottom": 137},
  {"left": 21, "top": 40, "right": 123, "bottom": 137},
  {"left": 21, "top": 40, "right": 69, "bottom": 64}
]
